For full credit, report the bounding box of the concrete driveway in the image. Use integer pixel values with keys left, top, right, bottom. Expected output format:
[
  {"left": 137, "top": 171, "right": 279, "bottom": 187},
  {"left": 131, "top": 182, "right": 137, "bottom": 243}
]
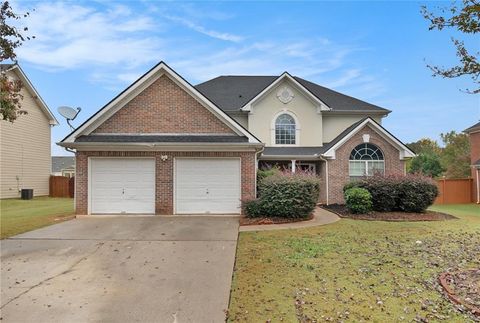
[{"left": 0, "top": 216, "right": 239, "bottom": 323}]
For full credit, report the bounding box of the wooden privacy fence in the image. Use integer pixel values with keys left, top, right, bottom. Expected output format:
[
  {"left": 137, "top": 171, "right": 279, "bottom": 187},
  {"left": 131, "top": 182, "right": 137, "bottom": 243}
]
[
  {"left": 49, "top": 176, "right": 74, "bottom": 198},
  {"left": 434, "top": 178, "right": 473, "bottom": 204}
]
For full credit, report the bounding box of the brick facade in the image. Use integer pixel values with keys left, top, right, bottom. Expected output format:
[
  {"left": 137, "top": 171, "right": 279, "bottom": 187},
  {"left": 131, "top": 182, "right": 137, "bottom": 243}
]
[
  {"left": 469, "top": 130, "right": 480, "bottom": 202},
  {"left": 93, "top": 75, "right": 235, "bottom": 134},
  {"left": 325, "top": 124, "right": 406, "bottom": 204},
  {"left": 75, "top": 151, "right": 256, "bottom": 215}
]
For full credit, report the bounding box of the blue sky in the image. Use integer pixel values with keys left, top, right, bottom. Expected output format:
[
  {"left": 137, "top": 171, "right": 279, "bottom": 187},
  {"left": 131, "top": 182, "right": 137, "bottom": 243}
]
[{"left": 12, "top": 1, "right": 480, "bottom": 156}]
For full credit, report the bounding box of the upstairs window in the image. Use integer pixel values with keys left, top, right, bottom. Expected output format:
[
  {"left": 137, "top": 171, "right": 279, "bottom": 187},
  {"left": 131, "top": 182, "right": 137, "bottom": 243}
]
[
  {"left": 349, "top": 143, "right": 384, "bottom": 177},
  {"left": 275, "top": 113, "right": 296, "bottom": 145}
]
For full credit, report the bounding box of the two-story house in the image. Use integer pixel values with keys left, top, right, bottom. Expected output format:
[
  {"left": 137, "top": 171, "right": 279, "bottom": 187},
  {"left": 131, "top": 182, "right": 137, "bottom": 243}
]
[
  {"left": 1, "top": 64, "right": 58, "bottom": 198},
  {"left": 59, "top": 62, "right": 414, "bottom": 215}
]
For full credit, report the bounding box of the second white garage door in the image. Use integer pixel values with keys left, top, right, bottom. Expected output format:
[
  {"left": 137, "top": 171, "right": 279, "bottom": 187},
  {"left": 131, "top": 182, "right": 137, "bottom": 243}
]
[{"left": 175, "top": 158, "right": 241, "bottom": 214}]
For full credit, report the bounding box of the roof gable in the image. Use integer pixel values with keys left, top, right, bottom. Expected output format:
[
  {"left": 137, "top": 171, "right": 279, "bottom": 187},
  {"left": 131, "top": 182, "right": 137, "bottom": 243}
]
[
  {"left": 1, "top": 64, "right": 58, "bottom": 125},
  {"left": 240, "top": 72, "right": 331, "bottom": 113},
  {"left": 195, "top": 75, "right": 390, "bottom": 114},
  {"left": 464, "top": 121, "right": 480, "bottom": 133},
  {"left": 61, "top": 62, "right": 260, "bottom": 144},
  {"left": 322, "top": 117, "right": 415, "bottom": 159}
]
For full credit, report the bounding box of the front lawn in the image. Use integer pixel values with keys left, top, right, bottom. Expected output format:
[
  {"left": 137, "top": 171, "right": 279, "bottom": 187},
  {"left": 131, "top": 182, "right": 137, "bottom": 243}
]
[
  {"left": 0, "top": 197, "right": 74, "bottom": 239},
  {"left": 229, "top": 204, "right": 480, "bottom": 322}
]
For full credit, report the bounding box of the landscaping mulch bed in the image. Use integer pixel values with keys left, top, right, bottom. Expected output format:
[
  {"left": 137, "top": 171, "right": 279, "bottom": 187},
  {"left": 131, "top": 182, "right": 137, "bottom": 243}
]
[
  {"left": 439, "top": 269, "right": 480, "bottom": 317},
  {"left": 239, "top": 214, "right": 313, "bottom": 226},
  {"left": 323, "top": 204, "right": 457, "bottom": 221}
]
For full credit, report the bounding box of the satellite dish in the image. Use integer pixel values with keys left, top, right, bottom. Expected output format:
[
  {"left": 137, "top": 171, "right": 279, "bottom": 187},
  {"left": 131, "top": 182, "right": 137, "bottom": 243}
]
[{"left": 57, "top": 106, "right": 81, "bottom": 130}]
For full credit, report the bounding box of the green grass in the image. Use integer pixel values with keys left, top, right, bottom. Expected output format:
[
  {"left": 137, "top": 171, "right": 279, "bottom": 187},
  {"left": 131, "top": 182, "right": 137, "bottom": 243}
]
[
  {"left": 229, "top": 204, "right": 480, "bottom": 322},
  {"left": 0, "top": 197, "right": 74, "bottom": 239}
]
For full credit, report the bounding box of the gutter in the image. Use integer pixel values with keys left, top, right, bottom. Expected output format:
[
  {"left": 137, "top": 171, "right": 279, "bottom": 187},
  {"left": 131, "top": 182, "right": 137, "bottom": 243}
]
[{"left": 57, "top": 141, "right": 264, "bottom": 148}]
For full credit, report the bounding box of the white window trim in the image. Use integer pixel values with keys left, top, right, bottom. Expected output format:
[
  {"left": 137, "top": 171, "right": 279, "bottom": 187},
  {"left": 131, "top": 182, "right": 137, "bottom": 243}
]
[
  {"left": 348, "top": 160, "right": 385, "bottom": 177},
  {"left": 270, "top": 110, "right": 300, "bottom": 146}
]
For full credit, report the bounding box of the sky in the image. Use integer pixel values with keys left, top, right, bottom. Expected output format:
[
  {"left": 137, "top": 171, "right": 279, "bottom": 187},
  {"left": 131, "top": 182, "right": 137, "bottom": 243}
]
[{"left": 10, "top": 0, "right": 480, "bottom": 156}]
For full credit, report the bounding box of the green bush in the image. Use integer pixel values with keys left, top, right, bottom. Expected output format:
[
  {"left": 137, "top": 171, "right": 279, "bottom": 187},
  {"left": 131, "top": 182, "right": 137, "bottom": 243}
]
[
  {"left": 343, "top": 174, "right": 438, "bottom": 213},
  {"left": 344, "top": 176, "right": 398, "bottom": 211},
  {"left": 344, "top": 187, "right": 372, "bottom": 214},
  {"left": 242, "top": 199, "right": 263, "bottom": 218},
  {"left": 244, "top": 172, "right": 320, "bottom": 219},
  {"left": 396, "top": 176, "right": 438, "bottom": 212},
  {"left": 257, "top": 167, "right": 281, "bottom": 183}
]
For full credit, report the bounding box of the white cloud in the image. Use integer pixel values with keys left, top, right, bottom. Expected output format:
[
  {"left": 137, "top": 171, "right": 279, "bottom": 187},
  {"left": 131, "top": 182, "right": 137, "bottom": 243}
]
[
  {"left": 163, "top": 15, "right": 243, "bottom": 42},
  {"left": 16, "top": 2, "right": 163, "bottom": 70},
  {"left": 13, "top": 1, "right": 382, "bottom": 97}
]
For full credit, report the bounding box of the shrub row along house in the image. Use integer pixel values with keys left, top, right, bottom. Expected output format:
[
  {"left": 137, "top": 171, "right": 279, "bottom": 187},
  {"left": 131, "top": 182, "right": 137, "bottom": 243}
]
[{"left": 59, "top": 62, "right": 415, "bottom": 215}]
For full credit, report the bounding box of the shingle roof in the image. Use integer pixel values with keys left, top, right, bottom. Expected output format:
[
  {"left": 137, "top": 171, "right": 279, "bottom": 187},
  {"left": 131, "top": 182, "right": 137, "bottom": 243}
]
[
  {"left": 0, "top": 63, "right": 15, "bottom": 72},
  {"left": 262, "top": 146, "right": 326, "bottom": 157},
  {"left": 195, "top": 75, "right": 389, "bottom": 113},
  {"left": 52, "top": 156, "right": 75, "bottom": 172},
  {"left": 75, "top": 135, "right": 249, "bottom": 143},
  {"left": 195, "top": 76, "right": 277, "bottom": 112},
  {"left": 464, "top": 121, "right": 480, "bottom": 133}
]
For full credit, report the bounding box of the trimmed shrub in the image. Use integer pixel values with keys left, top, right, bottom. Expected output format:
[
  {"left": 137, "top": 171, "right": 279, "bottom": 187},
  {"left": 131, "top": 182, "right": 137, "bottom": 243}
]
[
  {"left": 245, "top": 172, "right": 320, "bottom": 219},
  {"left": 345, "top": 176, "right": 398, "bottom": 212},
  {"left": 343, "top": 174, "right": 438, "bottom": 213},
  {"left": 344, "top": 187, "right": 372, "bottom": 214},
  {"left": 396, "top": 175, "right": 438, "bottom": 212},
  {"left": 257, "top": 166, "right": 281, "bottom": 183},
  {"left": 242, "top": 199, "right": 263, "bottom": 218}
]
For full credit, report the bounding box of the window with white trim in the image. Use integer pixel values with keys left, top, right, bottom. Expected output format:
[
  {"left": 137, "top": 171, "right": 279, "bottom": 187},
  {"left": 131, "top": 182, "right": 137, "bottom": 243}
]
[
  {"left": 349, "top": 143, "right": 384, "bottom": 177},
  {"left": 275, "top": 113, "right": 296, "bottom": 145}
]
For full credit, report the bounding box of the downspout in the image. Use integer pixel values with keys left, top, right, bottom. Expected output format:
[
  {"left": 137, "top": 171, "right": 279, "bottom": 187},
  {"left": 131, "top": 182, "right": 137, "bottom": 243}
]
[
  {"left": 254, "top": 145, "right": 265, "bottom": 198},
  {"left": 317, "top": 155, "right": 329, "bottom": 205},
  {"left": 476, "top": 168, "right": 480, "bottom": 204}
]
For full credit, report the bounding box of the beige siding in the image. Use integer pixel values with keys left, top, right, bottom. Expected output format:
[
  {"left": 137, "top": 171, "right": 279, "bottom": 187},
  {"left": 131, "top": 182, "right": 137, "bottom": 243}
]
[
  {"left": 248, "top": 79, "right": 323, "bottom": 146},
  {"left": 0, "top": 72, "right": 52, "bottom": 198},
  {"left": 322, "top": 115, "right": 383, "bottom": 143},
  {"left": 230, "top": 114, "right": 248, "bottom": 128}
]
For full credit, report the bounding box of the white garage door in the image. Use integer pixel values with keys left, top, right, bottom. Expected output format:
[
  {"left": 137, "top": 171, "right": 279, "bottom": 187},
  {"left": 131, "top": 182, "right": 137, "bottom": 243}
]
[
  {"left": 175, "top": 158, "right": 241, "bottom": 214},
  {"left": 90, "top": 158, "right": 155, "bottom": 214}
]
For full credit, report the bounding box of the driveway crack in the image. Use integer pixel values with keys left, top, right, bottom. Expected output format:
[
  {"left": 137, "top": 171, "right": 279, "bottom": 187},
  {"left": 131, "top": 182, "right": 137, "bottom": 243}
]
[{"left": 0, "top": 242, "right": 104, "bottom": 310}]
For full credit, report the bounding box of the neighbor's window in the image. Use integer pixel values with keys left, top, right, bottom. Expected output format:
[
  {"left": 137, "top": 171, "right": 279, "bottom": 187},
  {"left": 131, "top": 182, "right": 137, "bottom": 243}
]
[
  {"left": 275, "top": 113, "right": 296, "bottom": 145},
  {"left": 349, "top": 143, "right": 384, "bottom": 177}
]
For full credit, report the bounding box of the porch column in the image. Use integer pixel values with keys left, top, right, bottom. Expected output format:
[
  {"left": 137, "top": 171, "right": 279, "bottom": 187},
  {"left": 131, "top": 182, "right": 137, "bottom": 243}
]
[{"left": 291, "top": 160, "right": 296, "bottom": 173}]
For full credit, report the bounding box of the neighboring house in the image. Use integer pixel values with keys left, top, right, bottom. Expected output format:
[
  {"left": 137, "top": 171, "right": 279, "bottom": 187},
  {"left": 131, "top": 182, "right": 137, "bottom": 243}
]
[
  {"left": 1, "top": 64, "right": 58, "bottom": 199},
  {"left": 51, "top": 156, "right": 75, "bottom": 178},
  {"left": 464, "top": 121, "right": 480, "bottom": 204},
  {"left": 59, "top": 62, "right": 414, "bottom": 215}
]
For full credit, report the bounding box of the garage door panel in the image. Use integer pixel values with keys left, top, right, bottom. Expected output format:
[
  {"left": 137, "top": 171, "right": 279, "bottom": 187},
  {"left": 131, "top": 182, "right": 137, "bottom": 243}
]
[
  {"left": 175, "top": 158, "right": 241, "bottom": 214},
  {"left": 90, "top": 158, "right": 155, "bottom": 214}
]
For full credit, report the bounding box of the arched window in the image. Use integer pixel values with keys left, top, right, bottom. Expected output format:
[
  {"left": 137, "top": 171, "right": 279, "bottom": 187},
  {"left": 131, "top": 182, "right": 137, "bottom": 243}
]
[
  {"left": 275, "top": 113, "right": 296, "bottom": 145},
  {"left": 349, "top": 143, "right": 385, "bottom": 177}
]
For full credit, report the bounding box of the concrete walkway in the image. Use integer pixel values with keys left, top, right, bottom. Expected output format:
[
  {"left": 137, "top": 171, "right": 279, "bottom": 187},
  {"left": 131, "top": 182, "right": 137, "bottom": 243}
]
[
  {"left": 1, "top": 216, "right": 239, "bottom": 323},
  {"left": 239, "top": 207, "right": 340, "bottom": 232}
]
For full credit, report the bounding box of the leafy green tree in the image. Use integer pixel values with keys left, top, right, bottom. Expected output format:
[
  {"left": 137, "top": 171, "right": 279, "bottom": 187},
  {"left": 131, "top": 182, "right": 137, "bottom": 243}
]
[
  {"left": 440, "top": 131, "right": 471, "bottom": 178},
  {"left": 421, "top": 0, "right": 480, "bottom": 94},
  {"left": 407, "top": 138, "right": 442, "bottom": 155},
  {"left": 0, "top": 1, "right": 34, "bottom": 122},
  {"left": 406, "top": 138, "right": 442, "bottom": 173},
  {"left": 409, "top": 153, "right": 444, "bottom": 177}
]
